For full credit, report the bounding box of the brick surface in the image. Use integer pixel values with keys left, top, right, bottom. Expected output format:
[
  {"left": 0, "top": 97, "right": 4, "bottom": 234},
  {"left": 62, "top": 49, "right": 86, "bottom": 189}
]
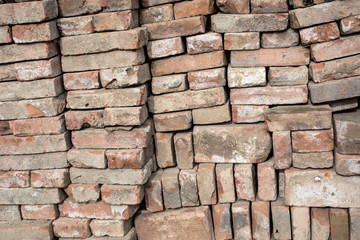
[
  {"left": 186, "top": 33, "right": 223, "bottom": 54},
  {"left": 261, "top": 29, "right": 299, "bottom": 48},
  {"left": 9, "top": 115, "right": 65, "bottom": 136},
  {"left": 350, "top": 208, "right": 360, "bottom": 240},
  {"left": 216, "top": 0, "right": 249, "bottom": 13},
  {"left": 312, "top": 208, "right": 330, "bottom": 240},
  {"left": 251, "top": 0, "right": 288, "bottom": 13},
  {"left": 232, "top": 201, "right": 251, "bottom": 240},
  {"left": 188, "top": 67, "right": 226, "bottom": 90},
  {"left": 14, "top": 57, "right": 62, "bottom": 81},
  {"left": 0, "top": 188, "right": 66, "bottom": 205},
  {"left": 341, "top": 14, "right": 360, "bottom": 35},
  {"left": 65, "top": 110, "right": 104, "bottom": 130},
  {"left": 12, "top": 20, "right": 59, "bottom": 43},
  {"left": 192, "top": 101, "right": 231, "bottom": 125},
  {"left": 90, "top": 219, "right": 133, "bottom": 237},
  {"left": 234, "top": 164, "right": 256, "bottom": 201},
  {"left": 0, "top": 171, "right": 30, "bottom": 188},
  {"left": 271, "top": 199, "right": 292, "bottom": 240},
  {"left": 212, "top": 203, "right": 232, "bottom": 240},
  {"left": 140, "top": 4, "right": 174, "bottom": 24},
  {"left": 57, "top": 15, "right": 94, "bottom": 36},
  {"left": 155, "top": 133, "right": 175, "bottom": 168},
  {"left": 174, "top": 0, "right": 216, "bottom": 19},
  {"left": 334, "top": 110, "right": 360, "bottom": 155},
  {"left": 228, "top": 66, "right": 266, "bottom": 88},
  {"left": 335, "top": 152, "right": 360, "bottom": 176},
  {"left": 216, "top": 164, "right": 235, "bottom": 203},
  {"left": 292, "top": 129, "right": 334, "bottom": 153},
  {"left": 269, "top": 66, "right": 308, "bottom": 86},
  {"left": 21, "top": 205, "right": 58, "bottom": 220},
  {"left": 0, "top": 220, "right": 54, "bottom": 240},
  {"left": 300, "top": 22, "right": 340, "bottom": 45},
  {"left": 65, "top": 184, "right": 100, "bottom": 203},
  {"left": 63, "top": 71, "right": 100, "bottom": 90},
  {"left": 0, "top": 26, "right": 11, "bottom": 44},
  {"left": 174, "top": 131, "right": 194, "bottom": 169},
  {"left": 147, "top": 37, "right": 184, "bottom": 59},
  {"left": 0, "top": 205, "right": 21, "bottom": 221},
  {"left": 154, "top": 111, "right": 192, "bottom": 132},
  {"left": 232, "top": 105, "right": 268, "bottom": 123},
  {"left": 92, "top": 11, "right": 139, "bottom": 32},
  {"left": 152, "top": 74, "right": 187, "bottom": 95},
  {"left": 293, "top": 151, "right": 334, "bottom": 169},
  {"left": 258, "top": 159, "right": 277, "bottom": 201},
  {"left": 224, "top": 32, "right": 260, "bottom": 50},
  {"left": 101, "top": 185, "right": 144, "bottom": 205},
  {"left": 145, "top": 169, "right": 164, "bottom": 212},
  {"left": 273, "top": 131, "right": 292, "bottom": 169},
  {"left": 197, "top": 163, "right": 217, "bottom": 205},
  {"left": 162, "top": 167, "right": 181, "bottom": 209},
  {"left": 291, "top": 207, "right": 310, "bottom": 240},
  {"left": 31, "top": 169, "right": 70, "bottom": 188},
  {"left": 252, "top": 200, "right": 270, "bottom": 240},
  {"left": 330, "top": 208, "right": 350, "bottom": 240},
  {"left": 106, "top": 148, "right": 151, "bottom": 169},
  {"left": 179, "top": 167, "right": 199, "bottom": 207},
  {"left": 53, "top": 217, "right": 91, "bottom": 238}
]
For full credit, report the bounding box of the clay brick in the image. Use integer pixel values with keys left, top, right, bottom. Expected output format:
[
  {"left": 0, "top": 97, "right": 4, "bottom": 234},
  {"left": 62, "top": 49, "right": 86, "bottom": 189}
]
[
  {"left": 162, "top": 167, "right": 181, "bottom": 209},
  {"left": 104, "top": 106, "right": 148, "bottom": 127},
  {"left": 0, "top": 26, "right": 12, "bottom": 44},
  {"left": 228, "top": 66, "right": 266, "bottom": 88},
  {"left": 289, "top": 0, "right": 360, "bottom": 28},
  {"left": 0, "top": 188, "right": 65, "bottom": 205},
  {"left": 0, "top": 63, "right": 17, "bottom": 82},
  {"left": 0, "top": 0, "right": 58, "bottom": 25},
  {"left": 174, "top": 0, "right": 216, "bottom": 19},
  {"left": 53, "top": 217, "right": 91, "bottom": 238},
  {"left": 152, "top": 74, "right": 187, "bottom": 95},
  {"left": 291, "top": 207, "right": 310, "bottom": 240},
  {"left": 330, "top": 208, "right": 349, "bottom": 240},
  {"left": 101, "top": 64, "right": 150, "bottom": 88},
  {"left": 65, "top": 184, "right": 100, "bottom": 203},
  {"left": 21, "top": 205, "right": 58, "bottom": 220},
  {"left": 224, "top": 32, "right": 260, "bottom": 50},
  {"left": 154, "top": 111, "right": 192, "bottom": 132},
  {"left": 264, "top": 105, "right": 332, "bottom": 132},
  {"left": 0, "top": 205, "right": 21, "bottom": 221},
  {"left": 312, "top": 208, "right": 330, "bottom": 240},
  {"left": 0, "top": 42, "right": 58, "bottom": 64},
  {"left": 285, "top": 169, "right": 360, "bottom": 207},
  {"left": 251, "top": 200, "right": 270, "bottom": 240},
  {"left": 262, "top": 29, "right": 299, "bottom": 49},
  {"left": 179, "top": 167, "right": 199, "bottom": 207},
  {"left": 232, "top": 201, "right": 251, "bottom": 240},
  {"left": 0, "top": 152, "right": 69, "bottom": 171},
  {"left": 273, "top": 131, "right": 292, "bottom": 169},
  {"left": 147, "top": 37, "right": 184, "bottom": 59},
  {"left": 14, "top": 56, "right": 62, "bottom": 81},
  {"left": 151, "top": 50, "right": 227, "bottom": 77},
  {"left": 0, "top": 121, "right": 11, "bottom": 136},
  {"left": 310, "top": 55, "right": 360, "bottom": 83},
  {"left": 334, "top": 110, "right": 360, "bottom": 155},
  {"left": 60, "top": 199, "right": 138, "bottom": 220},
  {"left": 92, "top": 11, "right": 139, "bottom": 32},
  {"left": 135, "top": 206, "right": 215, "bottom": 240},
  {"left": 216, "top": 164, "right": 235, "bottom": 203},
  {"left": 212, "top": 203, "right": 232, "bottom": 240},
  {"left": 9, "top": 115, "right": 65, "bottom": 137},
  {"left": 279, "top": 171, "right": 285, "bottom": 197},
  {"left": 293, "top": 151, "right": 334, "bottom": 169},
  {"left": 65, "top": 110, "right": 104, "bottom": 131},
  {"left": 269, "top": 66, "right": 308, "bottom": 86},
  {"left": 64, "top": 71, "right": 100, "bottom": 90},
  {"left": 186, "top": 32, "right": 223, "bottom": 54},
  {"left": 258, "top": 159, "right": 277, "bottom": 201},
  {"left": 57, "top": 15, "right": 94, "bottom": 36},
  {"left": 212, "top": 13, "right": 288, "bottom": 32},
  {"left": 155, "top": 132, "right": 175, "bottom": 168},
  {"left": 328, "top": 98, "right": 359, "bottom": 113},
  {"left": 70, "top": 159, "right": 153, "bottom": 185},
  {"left": 309, "top": 76, "right": 360, "bottom": 103},
  {"left": 90, "top": 219, "right": 133, "bottom": 237},
  {"left": 140, "top": 4, "right": 174, "bottom": 24},
  {"left": 143, "top": 16, "right": 206, "bottom": 40},
  {"left": 12, "top": 20, "right": 59, "bottom": 43},
  {"left": 61, "top": 49, "right": 145, "bottom": 72},
  {"left": 101, "top": 185, "right": 144, "bottom": 205},
  {"left": 197, "top": 163, "right": 217, "bottom": 205},
  {"left": 174, "top": 131, "right": 194, "bottom": 169},
  {"left": 292, "top": 129, "right": 334, "bottom": 152},
  {"left": 194, "top": 123, "right": 271, "bottom": 163},
  {"left": 0, "top": 171, "right": 30, "bottom": 188},
  {"left": 234, "top": 164, "right": 256, "bottom": 201},
  {"left": 251, "top": 0, "right": 288, "bottom": 13},
  {"left": 0, "top": 132, "right": 71, "bottom": 155},
  {"left": 145, "top": 169, "right": 164, "bottom": 212},
  {"left": 231, "top": 85, "right": 308, "bottom": 105},
  {"left": 289, "top": 0, "right": 327, "bottom": 8},
  {"left": 232, "top": 105, "right": 268, "bottom": 123},
  {"left": 187, "top": 67, "right": 226, "bottom": 90},
  {"left": 31, "top": 169, "right": 70, "bottom": 188},
  {"left": 231, "top": 47, "right": 310, "bottom": 67},
  {"left": 341, "top": 14, "right": 360, "bottom": 35},
  {"left": 148, "top": 87, "right": 226, "bottom": 113},
  {"left": 350, "top": 208, "right": 360, "bottom": 240},
  {"left": 0, "top": 220, "right": 54, "bottom": 240},
  {"left": 271, "top": 199, "right": 291, "bottom": 239},
  {"left": 300, "top": 22, "right": 339, "bottom": 46},
  {"left": 216, "top": 0, "right": 249, "bottom": 13},
  {"left": 336, "top": 152, "right": 360, "bottom": 176},
  {"left": 192, "top": 101, "right": 231, "bottom": 125},
  {"left": 106, "top": 147, "right": 151, "bottom": 169}
]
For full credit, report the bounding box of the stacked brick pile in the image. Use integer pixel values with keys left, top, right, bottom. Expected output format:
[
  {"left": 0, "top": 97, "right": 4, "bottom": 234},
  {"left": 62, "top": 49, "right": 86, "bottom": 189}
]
[{"left": 0, "top": 0, "right": 360, "bottom": 239}]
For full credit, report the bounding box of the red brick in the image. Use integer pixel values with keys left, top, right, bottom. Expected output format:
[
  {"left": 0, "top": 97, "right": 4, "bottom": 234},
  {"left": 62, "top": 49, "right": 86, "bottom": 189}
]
[
  {"left": 53, "top": 217, "right": 91, "bottom": 238},
  {"left": 65, "top": 184, "right": 100, "bottom": 203},
  {"left": 101, "top": 185, "right": 144, "bottom": 205},
  {"left": 292, "top": 129, "right": 334, "bottom": 153},
  {"left": 231, "top": 47, "right": 309, "bottom": 67},
  {"left": 188, "top": 67, "right": 226, "bottom": 90},
  {"left": 289, "top": 0, "right": 327, "bottom": 8},
  {"left": 340, "top": 14, "right": 360, "bottom": 35},
  {"left": 335, "top": 152, "right": 360, "bottom": 176},
  {"left": 212, "top": 203, "right": 232, "bottom": 240},
  {"left": 63, "top": 71, "right": 99, "bottom": 90},
  {"left": 192, "top": 102, "right": 231, "bottom": 125},
  {"left": 92, "top": 11, "right": 138, "bottom": 32},
  {"left": 12, "top": 20, "right": 59, "bottom": 43},
  {"left": 216, "top": 0, "right": 249, "bottom": 13},
  {"left": 162, "top": 168, "right": 181, "bottom": 209},
  {"left": 154, "top": 111, "right": 192, "bottom": 132},
  {"left": 232, "top": 201, "right": 251, "bottom": 240},
  {"left": 234, "top": 164, "right": 255, "bottom": 201},
  {"left": 232, "top": 105, "right": 268, "bottom": 123},
  {"left": 224, "top": 32, "right": 259, "bottom": 50},
  {"left": 258, "top": 159, "right": 277, "bottom": 201},
  {"left": 312, "top": 208, "right": 330, "bottom": 240},
  {"left": 65, "top": 110, "right": 104, "bottom": 130},
  {"left": 21, "top": 205, "right": 58, "bottom": 220},
  {"left": 300, "top": 22, "right": 339, "bottom": 45},
  {"left": 140, "top": 4, "right": 174, "bottom": 24},
  {"left": 0, "top": 188, "right": 66, "bottom": 205},
  {"left": 0, "top": 26, "right": 12, "bottom": 44},
  {"left": 9, "top": 115, "right": 65, "bottom": 136},
  {"left": 252, "top": 200, "right": 270, "bottom": 240},
  {"left": 291, "top": 207, "right": 310, "bottom": 240},
  {"left": 155, "top": 133, "right": 175, "bottom": 168},
  {"left": 106, "top": 148, "right": 150, "bottom": 169},
  {"left": 293, "top": 151, "right": 334, "bottom": 169},
  {"left": 186, "top": 32, "right": 222, "bottom": 54},
  {"left": 174, "top": 0, "right": 216, "bottom": 19},
  {"left": 14, "top": 57, "right": 61, "bottom": 81},
  {"left": 179, "top": 167, "right": 199, "bottom": 207},
  {"left": 271, "top": 199, "right": 292, "bottom": 239},
  {"left": 197, "top": 163, "right": 217, "bottom": 205},
  {"left": 228, "top": 66, "right": 266, "bottom": 88},
  {"left": 273, "top": 131, "right": 292, "bottom": 169},
  {"left": 174, "top": 131, "right": 194, "bottom": 169},
  {"left": 330, "top": 208, "right": 350, "bottom": 240},
  {"left": 0, "top": 171, "right": 29, "bottom": 188},
  {"left": 268, "top": 66, "right": 308, "bottom": 86},
  {"left": 0, "top": 220, "right": 54, "bottom": 240},
  {"left": 147, "top": 37, "right": 184, "bottom": 59},
  {"left": 262, "top": 29, "right": 299, "bottom": 48},
  {"left": 57, "top": 15, "right": 94, "bottom": 36},
  {"left": 31, "top": 169, "right": 70, "bottom": 188},
  {"left": 145, "top": 170, "right": 164, "bottom": 212},
  {"left": 152, "top": 74, "right": 187, "bottom": 95},
  {"left": 251, "top": 0, "right": 288, "bottom": 13},
  {"left": 104, "top": 106, "right": 148, "bottom": 127},
  {"left": 90, "top": 219, "right": 133, "bottom": 237},
  {"left": 216, "top": 164, "right": 235, "bottom": 203}
]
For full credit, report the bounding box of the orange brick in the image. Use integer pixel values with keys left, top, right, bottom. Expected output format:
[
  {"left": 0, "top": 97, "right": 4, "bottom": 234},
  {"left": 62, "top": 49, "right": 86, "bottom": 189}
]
[
  {"left": 53, "top": 217, "right": 91, "bottom": 238},
  {"left": 21, "top": 205, "right": 58, "bottom": 220}
]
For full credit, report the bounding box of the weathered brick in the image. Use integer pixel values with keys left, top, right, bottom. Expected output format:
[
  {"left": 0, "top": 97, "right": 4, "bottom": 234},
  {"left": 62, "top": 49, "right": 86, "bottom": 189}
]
[
  {"left": 271, "top": 199, "right": 291, "bottom": 239},
  {"left": 104, "top": 106, "right": 148, "bottom": 127},
  {"left": 194, "top": 123, "right": 271, "bottom": 163},
  {"left": 0, "top": 152, "right": 69, "bottom": 171},
  {"left": 186, "top": 32, "right": 222, "bottom": 54},
  {"left": 9, "top": 115, "right": 65, "bottom": 137},
  {"left": 151, "top": 50, "right": 227, "bottom": 76},
  {"left": 0, "top": 0, "right": 58, "bottom": 25},
  {"left": 340, "top": 14, "right": 360, "bottom": 35},
  {"left": 232, "top": 201, "right": 251, "bottom": 240},
  {"left": 14, "top": 57, "right": 61, "bottom": 82},
  {"left": 289, "top": 0, "right": 360, "bottom": 28},
  {"left": 57, "top": 15, "right": 94, "bottom": 36},
  {"left": 212, "top": 203, "right": 232, "bottom": 240},
  {"left": 53, "top": 217, "right": 91, "bottom": 238},
  {"left": 330, "top": 208, "right": 350, "bottom": 240},
  {"left": 192, "top": 101, "right": 231, "bottom": 125},
  {"left": 0, "top": 132, "right": 71, "bottom": 155},
  {"left": 12, "top": 20, "right": 59, "bottom": 43},
  {"left": 187, "top": 67, "right": 226, "bottom": 90},
  {"left": 300, "top": 22, "right": 339, "bottom": 46},
  {"left": 65, "top": 184, "right": 100, "bottom": 203},
  {"left": 60, "top": 199, "right": 138, "bottom": 220},
  {"left": 251, "top": 0, "right": 288, "bottom": 13},
  {"left": 92, "top": 11, "right": 139, "bottom": 32},
  {"left": 0, "top": 171, "right": 29, "bottom": 188},
  {"left": 155, "top": 133, "right": 175, "bottom": 168},
  {"left": 252, "top": 200, "right": 270, "bottom": 240},
  {"left": 312, "top": 208, "right": 330, "bottom": 240},
  {"left": 273, "top": 131, "right": 292, "bottom": 169},
  {"left": 262, "top": 28, "right": 299, "bottom": 49},
  {"left": 224, "top": 32, "right": 260, "bottom": 50},
  {"left": 350, "top": 208, "right": 360, "bottom": 240},
  {"left": 61, "top": 49, "right": 145, "bottom": 72},
  {"left": 258, "top": 159, "right": 277, "bottom": 201},
  {"left": 0, "top": 205, "right": 21, "bottom": 221},
  {"left": 141, "top": 0, "right": 180, "bottom": 7},
  {"left": 211, "top": 13, "right": 288, "bottom": 32},
  {"left": 279, "top": 170, "right": 284, "bottom": 196},
  {"left": 64, "top": 71, "right": 100, "bottom": 90},
  {"left": 264, "top": 105, "right": 332, "bottom": 132},
  {"left": 289, "top": 0, "right": 327, "bottom": 8},
  {"left": 231, "top": 47, "right": 309, "bottom": 67},
  {"left": 228, "top": 66, "right": 266, "bottom": 88},
  {"left": 148, "top": 87, "right": 226, "bottom": 113},
  {"left": 0, "top": 121, "right": 11, "bottom": 136},
  {"left": 334, "top": 110, "right": 360, "bottom": 155},
  {"left": 145, "top": 169, "right": 164, "bottom": 212},
  {"left": 0, "top": 63, "right": 17, "bottom": 82},
  {"left": 65, "top": 110, "right": 104, "bottom": 130},
  {"left": 0, "top": 188, "right": 65, "bottom": 205},
  {"left": 216, "top": 164, "right": 235, "bottom": 203},
  {"left": 232, "top": 105, "right": 268, "bottom": 123},
  {"left": 216, "top": 0, "right": 249, "bottom": 13},
  {"left": 70, "top": 159, "right": 153, "bottom": 185},
  {"left": 174, "top": 0, "right": 216, "bottom": 19},
  {"left": 162, "top": 167, "right": 181, "bottom": 209},
  {"left": 285, "top": 169, "right": 360, "bottom": 207},
  {"left": 140, "top": 4, "right": 174, "bottom": 24},
  {"left": 269, "top": 66, "right": 308, "bottom": 86},
  {"left": 31, "top": 169, "right": 70, "bottom": 188},
  {"left": 0, "top": 26, "right": 12, "bottom": 44},
  {"left": 90, "top": 219, "right": 133, "bottom": 237},
  {"left": 291, "top": 207, "right": 310, "bottom": 240},
  {"left": 231, "top": 85, "right": 308, "bottom": 105},
  {"left": 197, "top": 163, "right": 217, "bottom": 205},
  {"left": 152, "top": 74, "right": 187, "bottom": 95},
  {"left": 336, "top": 152, "right": 360, "bottom": 176},
  {"left": 143, "top": 16, "right": 206, "bottom": 40},
  {"left": 106, "top": 147, "right": 151, "bottom": 169},
  {"left": 147, "top": 37, "right": 184, "bottom": 59},
  {"left": 293, "top": 151, "right": 334, "bottom": 169},
  {"left": 21, "top": 205, "right": 58, "bottom": 220},
  {"left": 101, "top": 185, "right": 144, "bottom": 205},
  {"left": 0, "top": 42, "right": 58, "bottom": 64},
  {"left": 328, "top": 98, "right": 359, "bottom": 112},
  {"left": 154, "top": 111, "right": 192, "bottom": 132},
  {"left": 135, "top": 206, "right": 215, "bottom": 240},
  {"left": 292, "top": 130, "right": 334, "bottom": 153},
  {"left": 179, "top": 167, "right": 199, "bottom": 207},
  {"left": 234, "top": 164, "right": 255, "bottom": 201},
  {"left": 0, "top": 220, "right": 54, "bottom": 240}
]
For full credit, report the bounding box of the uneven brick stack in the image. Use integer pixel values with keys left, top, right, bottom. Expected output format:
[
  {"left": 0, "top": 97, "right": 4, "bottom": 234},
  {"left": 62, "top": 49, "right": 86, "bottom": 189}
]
[{"left": 0, "top": 0, "right": 360, "bottom": 239}]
